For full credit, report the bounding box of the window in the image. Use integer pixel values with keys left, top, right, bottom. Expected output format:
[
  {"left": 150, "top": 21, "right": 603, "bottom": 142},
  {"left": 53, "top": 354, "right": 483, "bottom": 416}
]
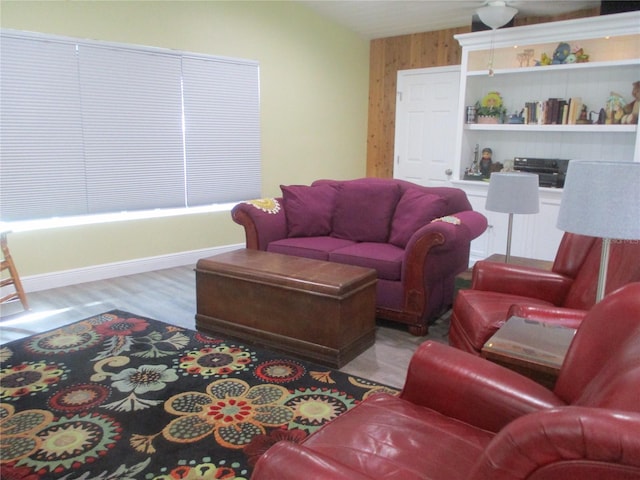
[{"left": 0, "top": 30, "right": 261, "bottom": 223}]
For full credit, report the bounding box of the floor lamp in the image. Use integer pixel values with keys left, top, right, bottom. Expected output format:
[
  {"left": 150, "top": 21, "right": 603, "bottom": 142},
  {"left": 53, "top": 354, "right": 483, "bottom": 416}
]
[
  {"left": 485, "top": 172, "right": 540, "bottom": 262},
  {"left": 557, "top": 160, "right": 640, "bottom": 302}
]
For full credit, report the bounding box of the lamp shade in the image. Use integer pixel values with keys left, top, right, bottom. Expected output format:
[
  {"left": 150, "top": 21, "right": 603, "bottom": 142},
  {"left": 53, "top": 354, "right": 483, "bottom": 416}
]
[
  {"left": 477, "top": 1, "right": 518, "bottom": 29},
  {"left": 557, "top": 161, "right": 640, "bottom": 240},
  {"left": 485, "top": 172, "right": 540, "bottom": 214}
]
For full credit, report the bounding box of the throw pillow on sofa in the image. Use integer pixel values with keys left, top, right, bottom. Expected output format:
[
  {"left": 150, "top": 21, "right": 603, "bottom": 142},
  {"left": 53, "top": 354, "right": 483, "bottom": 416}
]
[
  {"left": 389, "top": 188, "right": 448, "bottom": 247},
  {"left": 280, "top": 184, "right": 338, "bottom": 237},
  {"left": 331, "top": 182, "right": 401, "bottom": 243}
]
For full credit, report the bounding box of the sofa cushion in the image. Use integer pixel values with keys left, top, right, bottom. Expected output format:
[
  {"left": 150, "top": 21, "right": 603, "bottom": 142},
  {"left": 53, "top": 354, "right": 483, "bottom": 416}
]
[
  {"left": 331, "top": 182, "right": 400, "bottom": 242},
  {"left": 389, "top": 188, "right": 448, "bottom": 248},
  {"left": 330, "top": 242, "right": 404, "bottom": 281},
  {"left": 267, "top": 236, "right": 356, "bottom": 261},
  {"left": 281, "top": 184, "right": 338, "bottom": 237}
]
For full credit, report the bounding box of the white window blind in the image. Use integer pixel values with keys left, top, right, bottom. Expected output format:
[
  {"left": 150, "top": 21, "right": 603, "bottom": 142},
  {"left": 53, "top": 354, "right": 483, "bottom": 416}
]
[
  {"left": 0, "top": 30, "right": 261, "bottom": 223},
  {"left": 183, "top": 56, "right": 261, "bottom": 206},
  {"left": 0, "top": 36, "right": 87, "bottom": 220},
  {"left": 78, "top": 45, "right": 186, "bottom": 213}
]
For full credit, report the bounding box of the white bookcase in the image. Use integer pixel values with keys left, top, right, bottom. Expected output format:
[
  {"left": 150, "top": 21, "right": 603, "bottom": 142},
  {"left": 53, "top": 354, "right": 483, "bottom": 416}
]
[{"left": 451, "top": 12, "right": 640, "bottom": 262}]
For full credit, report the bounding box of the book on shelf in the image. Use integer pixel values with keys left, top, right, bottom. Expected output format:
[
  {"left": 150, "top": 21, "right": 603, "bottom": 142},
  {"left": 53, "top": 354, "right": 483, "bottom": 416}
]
[
  {"left": 522, "top": 97, "right": 583, "bottom": 125},
  {"left": 567, "top": 97, "right": 582, "bottom": 125},
  {"left": 537, "top": 101, "right": 544, "bottom": 125},
  {"left": 549, "top": 98, "right": 560, "bottom": 124}
]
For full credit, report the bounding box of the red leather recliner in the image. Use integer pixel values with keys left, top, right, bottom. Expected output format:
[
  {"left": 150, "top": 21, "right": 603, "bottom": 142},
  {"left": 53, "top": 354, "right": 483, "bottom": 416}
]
[
  {"left": 449, "top": 232, "right": 640, "bottom": 355},
  {"left": 251, "top": 283, "right": 640, "bottom": 480}
]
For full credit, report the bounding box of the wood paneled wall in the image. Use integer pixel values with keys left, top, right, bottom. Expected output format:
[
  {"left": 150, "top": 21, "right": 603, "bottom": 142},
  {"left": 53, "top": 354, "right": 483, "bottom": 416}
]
[{"left": 366, "top": 8, "right": 600, "bottom": 178}]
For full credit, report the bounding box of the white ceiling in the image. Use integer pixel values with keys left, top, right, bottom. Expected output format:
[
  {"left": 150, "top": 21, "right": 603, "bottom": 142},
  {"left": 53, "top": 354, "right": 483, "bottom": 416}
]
[{"left": 299, "top": 1, "right": 601, "bottom": 39}]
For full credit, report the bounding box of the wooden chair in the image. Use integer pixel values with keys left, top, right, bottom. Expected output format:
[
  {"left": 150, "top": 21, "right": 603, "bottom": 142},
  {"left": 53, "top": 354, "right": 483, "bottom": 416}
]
[{"left": 1, "top": 231, "right": 29, "bottom": 311}]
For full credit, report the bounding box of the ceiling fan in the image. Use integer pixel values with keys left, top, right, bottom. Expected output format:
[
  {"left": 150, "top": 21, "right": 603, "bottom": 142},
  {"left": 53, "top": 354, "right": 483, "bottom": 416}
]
[{"left": 476, "top": 1, "right": 519, "bottom": 29}]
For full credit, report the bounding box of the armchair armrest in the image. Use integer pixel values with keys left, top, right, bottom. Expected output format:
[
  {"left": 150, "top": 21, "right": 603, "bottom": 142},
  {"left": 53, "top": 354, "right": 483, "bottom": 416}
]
[
  {"left": 231, "top": 198, "right": 287, "bottom": 251},
  {"left": 507, "top": 304, "right": 588, "bottom": 329},
  {"left": 252, "top": 441, "right": 373, "bottom": 480},
  {"left": 472, "top": 261, "right": 573, "bottom": 305},
  {"left": 471, "top": 407, "right": 640, "bottom": 479},
  {"left": 400, "top": 341, "right": 564, "bottom": 433}
]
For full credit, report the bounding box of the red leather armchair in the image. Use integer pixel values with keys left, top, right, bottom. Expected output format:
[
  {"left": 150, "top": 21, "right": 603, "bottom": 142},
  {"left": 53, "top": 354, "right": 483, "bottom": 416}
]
[
  {"left": 251, "top": 283, "right": 640, "bottom": 480},
  {"left": 449, "top": 232, "right": 640, "bottom": 355}
]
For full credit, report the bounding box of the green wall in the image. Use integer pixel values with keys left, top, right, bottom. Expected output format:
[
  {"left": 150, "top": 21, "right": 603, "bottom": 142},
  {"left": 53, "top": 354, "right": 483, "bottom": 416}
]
[{"left": 0, "top": 1, "right": 370, "bottom": 279}]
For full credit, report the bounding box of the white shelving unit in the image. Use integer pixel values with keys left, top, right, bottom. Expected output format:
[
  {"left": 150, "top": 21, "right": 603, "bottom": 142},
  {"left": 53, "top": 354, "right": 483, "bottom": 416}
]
[{"left": 451, "top": 12, "right": 640, "bottom": 262}]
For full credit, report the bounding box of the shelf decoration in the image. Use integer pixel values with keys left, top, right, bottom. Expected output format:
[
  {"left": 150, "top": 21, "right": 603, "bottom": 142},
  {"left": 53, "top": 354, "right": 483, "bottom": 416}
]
[
  {"left": 606, "top": 92, "right": 626, "bottom": 124},
  {"left": 516, "top": 49, "right": 535, "bottom": 67},
  {"left": 475, "top": 91, "right": 506, "bottom": 123},
  {"left": 621, "top": 81, "right": 639, "bottom": 125},
  {"left": 534, "top": 42, "right": 589, "bottom": 66}
]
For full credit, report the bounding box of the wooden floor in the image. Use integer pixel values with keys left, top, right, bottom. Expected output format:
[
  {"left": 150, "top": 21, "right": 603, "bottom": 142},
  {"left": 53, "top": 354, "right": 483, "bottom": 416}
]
[{"left": 0, "top": 265, "right": 451, "bottom": 389}]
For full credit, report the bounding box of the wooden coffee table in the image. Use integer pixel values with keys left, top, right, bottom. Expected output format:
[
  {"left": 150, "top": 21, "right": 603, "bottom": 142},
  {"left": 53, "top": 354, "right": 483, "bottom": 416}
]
[
  {"left": 195, "top": 249, "right": 377, "bottom": 368},
  {"left": 481, "top": 316, "right": 577, "bottom": 389}
]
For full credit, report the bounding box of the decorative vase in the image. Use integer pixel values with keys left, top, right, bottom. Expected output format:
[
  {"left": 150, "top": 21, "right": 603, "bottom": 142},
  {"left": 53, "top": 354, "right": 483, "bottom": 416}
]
[{"left": 477, "top": 115, "right": 500, "bottom": 124}]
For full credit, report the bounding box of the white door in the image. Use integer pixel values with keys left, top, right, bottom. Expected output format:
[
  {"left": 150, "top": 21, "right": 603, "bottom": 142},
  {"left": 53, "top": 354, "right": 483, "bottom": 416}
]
[{"left": 394, "top": 66, "right": 460, "bottom": 187}]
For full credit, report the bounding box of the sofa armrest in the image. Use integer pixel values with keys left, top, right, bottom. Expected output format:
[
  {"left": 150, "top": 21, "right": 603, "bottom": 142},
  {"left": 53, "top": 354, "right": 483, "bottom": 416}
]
[
  {"left": 472, "top": 261, "right": 573, "bottom": 305},
  {"left": 507, "top": 304, "right": 588, "bottom": 329},
  {"left": 470, "top": 407, "right": 640, "bottom": 479},
  {"left": 230, "top": 198, "right": 287, "bottom": 251},
  {"left": 400, "top": 211, "right": 488, "bottom": 321},
  {"left": 448, "top": 210, "right": 489, "bottom": 241},
  {"left": 252, "top": 441, "right": 373, "bottom": 480},
  {"left": 405, "top": 211, "right": 488, "bottom": 270},
  {"left": 399, "top": 341, "right": 564, "bottom": 433}
]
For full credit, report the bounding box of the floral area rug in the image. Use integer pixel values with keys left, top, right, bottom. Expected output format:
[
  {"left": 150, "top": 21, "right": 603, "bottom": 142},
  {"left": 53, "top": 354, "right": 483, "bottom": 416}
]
[{"left": 0, "top": 310, "right": 398, "bottom": 479}]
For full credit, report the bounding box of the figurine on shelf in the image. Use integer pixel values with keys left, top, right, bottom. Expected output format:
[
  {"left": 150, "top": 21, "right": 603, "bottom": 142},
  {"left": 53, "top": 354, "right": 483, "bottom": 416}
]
[
  {"left": 574, "top": 47, "right": 589, "bottom": 63},
  {"left": 469, "top": 144, "right": 480, "bottom": 174},
  {"left": 606, "top": 92, "right": 626, "bottom": 124},
  {"left": 475, "top": 92, "right": 505, "bottom": 124},
  {"left": 621, "top": 81, "right": 640, "bottom": 125},
  {"left": 576, "top": 105, "right": 592, "bottom": 124},
  {"left": 535, "top": 43, "right": 589, "bottom": 66},
  {"left": 502, "top": 159, "right": 515, "bottom": 172},
  {"left": 479, "top": 148, "right": 493, "bottom": 178},
  {"left": 552, "top": 42, "right": 571, "bottom": 64},
  {"left": 507, "top": 110, "right": 525, "bottom": 124},
  {"left": 590, "top": 109, "right": 607, "bottom": 124},
  {"left": 464, "top": 144, "right": 483, "bottom": 180}
]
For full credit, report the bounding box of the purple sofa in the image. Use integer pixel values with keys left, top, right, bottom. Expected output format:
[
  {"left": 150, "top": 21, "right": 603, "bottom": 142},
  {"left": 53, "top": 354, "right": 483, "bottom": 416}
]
[{"left": 231, "top": 178, "right": 487, "bottom": 335}]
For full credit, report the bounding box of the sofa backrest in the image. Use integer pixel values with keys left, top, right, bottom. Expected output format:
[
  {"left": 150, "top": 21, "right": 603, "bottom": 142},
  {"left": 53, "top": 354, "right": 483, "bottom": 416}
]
[
  {"left": 309, "top": 178, "right": 477, "bottom": 247},
  {"left": 312, "top": 178, "right": 473, "bottom": 215},
  {"left": 554, "top": 282, "right": 640, "bottom": 410}
]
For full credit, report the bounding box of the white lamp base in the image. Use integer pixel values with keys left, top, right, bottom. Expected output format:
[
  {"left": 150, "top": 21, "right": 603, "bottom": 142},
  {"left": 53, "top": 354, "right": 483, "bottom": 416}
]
[
  {"left": 597, "top": 238, "right": 611, "bottom": 303},
  {"left": 505, "top": 212, "right": 513, "bottom": 263}
]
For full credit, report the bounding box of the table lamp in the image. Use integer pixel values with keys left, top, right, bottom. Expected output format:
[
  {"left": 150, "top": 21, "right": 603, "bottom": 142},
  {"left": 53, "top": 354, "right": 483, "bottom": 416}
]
[
  {"left": 557, "top": 160, "right": 640, "bottom": 302},
  {"left": 485, "top": 172, "right": 540, "bottom": 262}
]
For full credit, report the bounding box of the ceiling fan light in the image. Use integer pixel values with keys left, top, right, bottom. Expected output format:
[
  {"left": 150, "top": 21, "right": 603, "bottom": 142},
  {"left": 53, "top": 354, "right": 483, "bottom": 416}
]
[{"left": 477, "top": 1, "right": 518, "bottom": 29}]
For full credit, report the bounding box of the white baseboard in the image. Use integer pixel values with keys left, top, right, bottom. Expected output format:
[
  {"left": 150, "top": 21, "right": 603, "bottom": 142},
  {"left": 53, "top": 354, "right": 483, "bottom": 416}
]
[{"left": 20, "top": 244, "right": 244, "bottom": 293}]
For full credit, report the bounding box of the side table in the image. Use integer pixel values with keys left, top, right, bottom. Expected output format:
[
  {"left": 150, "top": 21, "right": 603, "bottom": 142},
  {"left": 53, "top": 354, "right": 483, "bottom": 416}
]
[{"left": 481, "top": 316, "right": 577, "bottom": 389}]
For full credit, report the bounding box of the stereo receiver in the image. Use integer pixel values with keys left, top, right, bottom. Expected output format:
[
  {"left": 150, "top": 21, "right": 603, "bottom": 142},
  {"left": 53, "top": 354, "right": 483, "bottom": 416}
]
[{"left": 513, "top": 157, "right": 570, "bottom": 188}]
